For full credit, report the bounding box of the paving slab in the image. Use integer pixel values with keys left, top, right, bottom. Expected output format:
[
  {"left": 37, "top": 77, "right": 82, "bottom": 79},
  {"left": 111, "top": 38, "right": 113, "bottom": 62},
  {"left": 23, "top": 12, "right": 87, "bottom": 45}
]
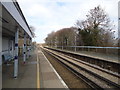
[
  {"left": 38, "top": 48, "right": 68, "bottom": 88},
  {"left": 2, "top": 50, "right": 37, "bottom": 88}
]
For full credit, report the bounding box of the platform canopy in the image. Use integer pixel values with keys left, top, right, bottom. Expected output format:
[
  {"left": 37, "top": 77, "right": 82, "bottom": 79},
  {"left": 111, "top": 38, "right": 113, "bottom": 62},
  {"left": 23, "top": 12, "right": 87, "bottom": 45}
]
[{"left": 1, "top": 0, "right": 32, "bottom": 38}]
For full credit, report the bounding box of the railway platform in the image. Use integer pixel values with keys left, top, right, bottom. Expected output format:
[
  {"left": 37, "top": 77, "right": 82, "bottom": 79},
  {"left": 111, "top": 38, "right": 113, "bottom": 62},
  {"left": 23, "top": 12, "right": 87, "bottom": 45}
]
[
  {"left": 38, "top": 47, "right": 68, "bottom": 88},
  {"left": 76, "top": 51, "right": 119, "bottom": 64},
  {"left": 47, "top": 47, "right": 119, "bottom": 64},
  {"left": 2, "top": 47, "right": 68, "bottom": 89},
  {"left": 2, "top": 49, "right": 37, "bottom": 88}
]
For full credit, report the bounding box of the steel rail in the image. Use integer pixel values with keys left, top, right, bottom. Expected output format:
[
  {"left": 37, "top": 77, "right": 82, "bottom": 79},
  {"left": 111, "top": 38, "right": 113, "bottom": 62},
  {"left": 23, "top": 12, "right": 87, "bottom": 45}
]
[
  {"left": 45, "top": 47, "right": 120, "bottom": 74},
  {"left": 42, "top": 47, "right": 120, "bottom": 89}
]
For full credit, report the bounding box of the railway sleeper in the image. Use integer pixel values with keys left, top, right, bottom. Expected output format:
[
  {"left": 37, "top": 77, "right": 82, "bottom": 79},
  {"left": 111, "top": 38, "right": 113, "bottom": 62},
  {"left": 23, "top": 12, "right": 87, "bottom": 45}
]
[{"left": 42, "top": 48, "right": 120, "bottom": 89}]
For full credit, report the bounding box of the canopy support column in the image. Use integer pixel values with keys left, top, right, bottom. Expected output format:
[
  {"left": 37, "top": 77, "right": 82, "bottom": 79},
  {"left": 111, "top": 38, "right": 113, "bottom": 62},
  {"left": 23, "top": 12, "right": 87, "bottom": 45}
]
[
  {"left": 14, "top": 27, "right": 19, "bottom": 78},
  {"left": 23, "top": 32, "right": 26, "bottom": 64}
]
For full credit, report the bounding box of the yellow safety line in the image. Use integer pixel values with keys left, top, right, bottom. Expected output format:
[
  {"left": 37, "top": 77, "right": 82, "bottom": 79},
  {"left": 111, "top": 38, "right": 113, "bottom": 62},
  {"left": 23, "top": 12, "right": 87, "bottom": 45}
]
[{"left": 37, "top": 50, "right": 40, "bottom": 88}]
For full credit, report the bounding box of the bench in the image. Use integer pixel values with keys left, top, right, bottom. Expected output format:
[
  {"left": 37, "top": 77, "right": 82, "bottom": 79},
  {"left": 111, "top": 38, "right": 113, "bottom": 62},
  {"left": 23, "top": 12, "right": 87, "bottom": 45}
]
[{"left": 2, "top": 53, "right": 13, "bottom": 64}]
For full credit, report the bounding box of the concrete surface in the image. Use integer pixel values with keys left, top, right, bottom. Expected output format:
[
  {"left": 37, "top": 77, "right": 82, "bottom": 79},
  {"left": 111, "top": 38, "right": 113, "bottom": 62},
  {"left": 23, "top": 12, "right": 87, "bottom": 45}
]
[
  {"left": 2, "top": 47, "right": 68, "bottom": 89},
  {"left": 38, "top": 48, "right": 68, "bottom": 88},
  {"left": 0, "top": 65, "right": 2, "bottom": 90},
  {"left": 2, "top": 50, "right": 37, "bottom": 88},
  {"left": 76, "top": 51, "right": 119, "bottom": 64}
]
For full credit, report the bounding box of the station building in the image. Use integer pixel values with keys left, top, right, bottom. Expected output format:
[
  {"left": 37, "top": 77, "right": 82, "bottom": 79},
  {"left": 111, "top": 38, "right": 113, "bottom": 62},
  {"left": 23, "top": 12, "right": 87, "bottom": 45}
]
[{"left": 0, "top": 0, "right": 33, "bottom": 78}]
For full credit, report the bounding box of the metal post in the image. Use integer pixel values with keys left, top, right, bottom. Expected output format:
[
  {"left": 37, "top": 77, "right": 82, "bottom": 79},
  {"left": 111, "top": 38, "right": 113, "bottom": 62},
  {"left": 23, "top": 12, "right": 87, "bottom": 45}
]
[
  {"left": 30, "top": 38, "right": 32, "bottom": 56},
  {"left": 75, "top": 35, "right": 76, "bottom": 52},
  {"left": 26, "top": 40, "right": 29, "bottom": 59},
  {"left": 62, "top": 46, "right": 63, "bottom": 50},
  {"left": 14, "top": 27, "right": 19, "bottom": 78},
  {"left": 28, "top": 46, "right": 30, "bottom": 58},
  {"left": 28, "top": 38, "right": 30, "bottom": 57},
  {"left": 26, "top": 39, "right": 28, "bottom": 59},
  {"left": 11, "top": 41, "right": 14, "bottom": 57},
  {"left": 26, "top": 38, "right": 29, "bottom": 59},
  {"left": 23, "top": 32, "right": 26, "bottom": 63},
  {"left": 26, "top": 46, "right": 28, "bottom": 59}
]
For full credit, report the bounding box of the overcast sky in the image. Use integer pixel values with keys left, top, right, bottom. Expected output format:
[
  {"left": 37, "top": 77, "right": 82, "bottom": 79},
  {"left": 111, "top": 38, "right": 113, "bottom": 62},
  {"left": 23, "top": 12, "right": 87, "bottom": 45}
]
[{"left": 17, "top": 0, "right": 119, "bottom": 43}]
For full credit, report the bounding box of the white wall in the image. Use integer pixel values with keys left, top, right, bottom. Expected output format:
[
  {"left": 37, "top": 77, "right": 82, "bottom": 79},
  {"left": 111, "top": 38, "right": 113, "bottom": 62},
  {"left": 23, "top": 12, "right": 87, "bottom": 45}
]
[
  {"left": 2, "top": 38, "right": 9, "bottom": 54},
  {"left": 0, "top": 31, "right": 1, "bottom": 90},
  {"left": 2, "top": 38, "right": 14, "bottom": 58},
  {"left": 0, "top": 2, "right": 2, "bottom": 66},
  {"left": 0, "top": 32, "right": 2, "bottom": 66},
  {"left": 118, "top": 1, "right": 120, "bottom": 39},
  {"left": 0, "top": 3, "right": 2, "bottom": 90}
]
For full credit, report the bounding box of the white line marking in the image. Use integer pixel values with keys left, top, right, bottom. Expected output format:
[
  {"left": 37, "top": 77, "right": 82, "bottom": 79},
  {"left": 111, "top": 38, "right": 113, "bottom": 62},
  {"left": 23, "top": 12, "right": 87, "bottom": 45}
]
[{"left": 41, "top": 50, "right": 69, "bottom": 89}]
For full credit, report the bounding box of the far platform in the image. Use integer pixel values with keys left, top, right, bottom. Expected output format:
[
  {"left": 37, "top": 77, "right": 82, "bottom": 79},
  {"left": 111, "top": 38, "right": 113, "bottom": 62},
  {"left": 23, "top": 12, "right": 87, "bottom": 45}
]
[
  {"left": 46, "top": 47, "right": 119, "bottom": 64},
  {"left": 74, "top": 51, "right": 119, "bottom": 64}
]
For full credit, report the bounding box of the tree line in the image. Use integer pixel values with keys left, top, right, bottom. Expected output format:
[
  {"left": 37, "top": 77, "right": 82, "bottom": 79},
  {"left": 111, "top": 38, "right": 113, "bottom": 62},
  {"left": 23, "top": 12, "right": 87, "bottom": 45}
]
[{"left": 45, "top": 6, "right": 119, "bottom": 47}]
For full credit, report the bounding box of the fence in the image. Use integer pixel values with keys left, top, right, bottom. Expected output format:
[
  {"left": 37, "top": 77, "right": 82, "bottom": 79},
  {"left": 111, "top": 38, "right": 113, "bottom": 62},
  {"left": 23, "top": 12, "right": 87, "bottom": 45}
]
[{"left": 51, "top": 46, "right": 120, "bottom": 56}]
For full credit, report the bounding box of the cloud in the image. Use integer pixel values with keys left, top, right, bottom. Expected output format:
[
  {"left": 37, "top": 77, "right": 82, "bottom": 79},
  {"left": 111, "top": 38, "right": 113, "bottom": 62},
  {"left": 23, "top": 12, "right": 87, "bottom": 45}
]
[
  {"left": 27, "top": 4, "right": 50, "bottom": 16},
  {"left": 17, "top": 0, "right": 119, "bottom": 43}
]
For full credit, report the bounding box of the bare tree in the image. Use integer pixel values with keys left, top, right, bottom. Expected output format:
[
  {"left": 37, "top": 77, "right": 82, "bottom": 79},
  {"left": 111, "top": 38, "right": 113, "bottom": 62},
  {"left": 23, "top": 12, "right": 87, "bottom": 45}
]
[
  {"left": 45, "top": 6, "right": 115, "bottom": 47},
  {"left": 45, "top": 31, "right": 55, "bottom": 47},
  {"left": 29, "top": 25, "right": 36, "bottom": 38},
  {"left": 44, "top": 27, "right": 78, "bottom": 47}
]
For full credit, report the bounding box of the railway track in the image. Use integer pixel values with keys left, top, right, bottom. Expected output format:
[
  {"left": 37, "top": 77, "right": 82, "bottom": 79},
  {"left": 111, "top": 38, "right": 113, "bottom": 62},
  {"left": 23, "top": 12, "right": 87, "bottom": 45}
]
[
  {"left": 42, "top": 47, "right": 120, "bottom": 90},
  {"left": 45, "top": 47, "right": 120, "bottom": 74}
]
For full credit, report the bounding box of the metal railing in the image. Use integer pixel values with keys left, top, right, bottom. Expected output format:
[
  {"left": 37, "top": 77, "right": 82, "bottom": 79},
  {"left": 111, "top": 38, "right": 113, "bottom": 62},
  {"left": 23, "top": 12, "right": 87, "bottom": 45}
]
[{"left": 50, "top": 46, "right": 120, "bottom": 56}]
